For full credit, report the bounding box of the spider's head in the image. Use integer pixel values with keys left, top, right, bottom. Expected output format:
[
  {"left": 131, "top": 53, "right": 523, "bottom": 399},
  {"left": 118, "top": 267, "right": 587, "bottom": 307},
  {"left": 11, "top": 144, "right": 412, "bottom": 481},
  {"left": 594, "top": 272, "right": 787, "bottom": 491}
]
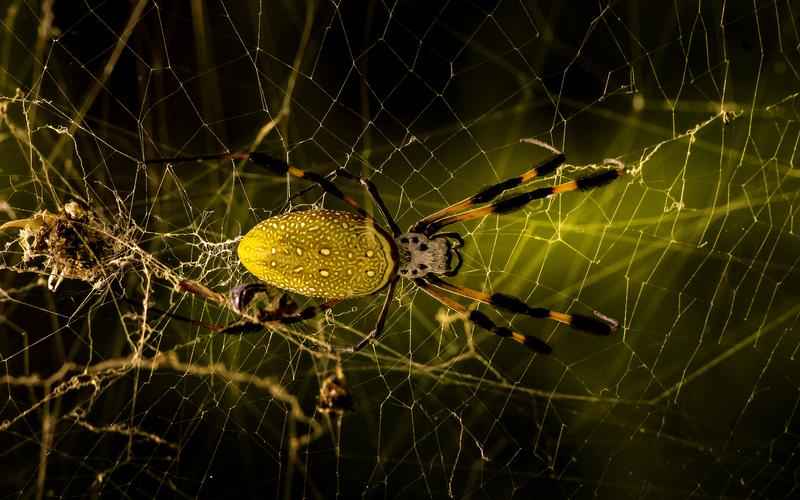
[{"left": 395, "top": 232, "right": 463, "bottom": 279}]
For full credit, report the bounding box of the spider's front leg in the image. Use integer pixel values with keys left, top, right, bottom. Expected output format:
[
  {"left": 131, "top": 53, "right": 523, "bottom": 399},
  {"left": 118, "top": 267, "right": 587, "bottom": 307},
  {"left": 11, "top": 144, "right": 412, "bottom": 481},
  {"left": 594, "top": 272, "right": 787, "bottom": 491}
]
[{"left": 424, "top": 275, "right": 619, "bottom": 335}]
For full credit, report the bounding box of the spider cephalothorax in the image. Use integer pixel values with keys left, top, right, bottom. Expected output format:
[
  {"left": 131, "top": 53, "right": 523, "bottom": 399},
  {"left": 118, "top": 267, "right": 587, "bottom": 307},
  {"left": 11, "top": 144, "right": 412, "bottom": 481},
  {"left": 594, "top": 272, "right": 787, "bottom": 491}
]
[
  {"left": 396, "top": 232, "right": 463, "bottom": 278},
  {"left": 147, "top": 143, "right": 623, "bottom": 353}
]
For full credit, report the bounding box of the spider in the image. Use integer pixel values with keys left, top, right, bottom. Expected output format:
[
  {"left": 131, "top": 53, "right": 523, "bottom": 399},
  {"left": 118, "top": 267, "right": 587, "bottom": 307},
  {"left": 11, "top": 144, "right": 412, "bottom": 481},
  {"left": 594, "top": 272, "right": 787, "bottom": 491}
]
[{"left": 147, "top": 143, "right": 623, "bottom": 354}]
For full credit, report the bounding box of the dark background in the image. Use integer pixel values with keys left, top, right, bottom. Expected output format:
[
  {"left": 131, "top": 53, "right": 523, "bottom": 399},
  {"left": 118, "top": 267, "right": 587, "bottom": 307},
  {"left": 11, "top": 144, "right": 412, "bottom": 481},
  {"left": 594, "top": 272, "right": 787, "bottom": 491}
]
[{"left": 1, "top": 1, "right": 799, "bottom": 498}]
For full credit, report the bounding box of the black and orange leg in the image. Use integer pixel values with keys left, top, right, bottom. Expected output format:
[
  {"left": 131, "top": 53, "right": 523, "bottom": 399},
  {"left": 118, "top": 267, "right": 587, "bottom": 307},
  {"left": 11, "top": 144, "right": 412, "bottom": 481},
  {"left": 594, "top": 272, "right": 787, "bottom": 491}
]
[
  {"left": 327, "top": 168, "right": 401, "bottom": 237},
  {"left": 241, "top": 153, "right": 377, "bottom": 218},
  {"left": 243, "top": 153, "right": 403, "bottom": 235},
  {"left": 423, "top": 167, "right": 625, "bottom": 234},
  {"left": 411, "top": 152, "right": 566, "bottom": 234},
  {"left": 424, "top": 275, "right": 618, "bottom": 336},
  {"left": 144, "top": 152, "right": 401, "bottom": 236},
  {"left": 414, "top": 278, "right": 553, "bottom": 353}
]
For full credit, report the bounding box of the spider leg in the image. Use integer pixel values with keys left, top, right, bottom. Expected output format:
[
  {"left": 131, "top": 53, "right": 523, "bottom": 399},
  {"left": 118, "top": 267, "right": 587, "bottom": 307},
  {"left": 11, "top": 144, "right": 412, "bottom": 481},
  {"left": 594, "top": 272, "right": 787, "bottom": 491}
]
[
  {"left": 428, "top": 232, "right": 465, "bottom": 276},
  {"left": 327, "top": 168, "right": 401, "bottom": 236},
  {"left": 244, "top": 153, "right": 405, "bottom": 236},
  {"left": 229, "top": 283, "right": 269, "bottom": 312},
  {"left": 218, "top": 299, "right": 340, "bottom": 334},
  {"left": 145, "top": 151, "right": 401, "bottom": 235},
  {"left": 423, "top": 167, "right": 625, "bottom": 234},
  {"left": 431, "top": 232, "right": 464, "bottom": 248},
  {"left": 242, "top": 153, "right": 373, "bottom": 216},
  {"left": 332, "top": 278, "right": 398, "bottom": 353},
  {"left": 412, "top": 152, "right": 565, "bottom": 233},
  {"left": 424, "top": 275, "right": 618, "bottom": 335},
  {"left": 414, "top": 278, "right": 552, "bottom": 353}
]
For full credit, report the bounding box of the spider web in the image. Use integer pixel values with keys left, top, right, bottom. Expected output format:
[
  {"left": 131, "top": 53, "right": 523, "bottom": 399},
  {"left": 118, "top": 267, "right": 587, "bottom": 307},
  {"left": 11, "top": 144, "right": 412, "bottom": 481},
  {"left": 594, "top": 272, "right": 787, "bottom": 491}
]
[{"left": 1, "top": 1, "right": 799, "bottom": 498}]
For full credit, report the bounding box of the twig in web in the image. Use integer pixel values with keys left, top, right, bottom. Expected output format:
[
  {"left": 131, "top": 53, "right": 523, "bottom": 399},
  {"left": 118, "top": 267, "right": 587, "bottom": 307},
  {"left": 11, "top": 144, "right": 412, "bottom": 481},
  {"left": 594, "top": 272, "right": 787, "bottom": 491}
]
[
  {"left": 45, "top": 0, "right": 148, "bottom": 164},
  {"left": 0, "top": 351, "right": 327, "bottom": 452},
  {"left": 122, "top": 297, "right": 221, "bottom": 331},
  {"left": 247, "top": 0, "right": 316, "bottom": 152}
]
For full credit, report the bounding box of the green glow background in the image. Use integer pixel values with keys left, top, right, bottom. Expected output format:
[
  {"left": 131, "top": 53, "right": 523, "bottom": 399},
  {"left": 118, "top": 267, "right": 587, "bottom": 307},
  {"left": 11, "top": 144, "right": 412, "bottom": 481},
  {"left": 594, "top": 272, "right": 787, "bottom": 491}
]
[{"left": 1, "top": 1, "right": 799, "bottom": 498}]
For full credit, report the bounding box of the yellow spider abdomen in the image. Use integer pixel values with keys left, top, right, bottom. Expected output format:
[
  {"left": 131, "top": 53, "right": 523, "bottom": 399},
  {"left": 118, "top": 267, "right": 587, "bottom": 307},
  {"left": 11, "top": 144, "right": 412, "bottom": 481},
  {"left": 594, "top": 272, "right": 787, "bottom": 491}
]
[{"left": 237, "top": 209, "right": 397, "bottom": 299}]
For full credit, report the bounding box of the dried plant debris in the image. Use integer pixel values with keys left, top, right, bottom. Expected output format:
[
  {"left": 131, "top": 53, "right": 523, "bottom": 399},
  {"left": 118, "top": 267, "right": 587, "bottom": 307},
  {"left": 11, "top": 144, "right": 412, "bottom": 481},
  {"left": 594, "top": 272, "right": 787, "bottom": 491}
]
[
  {"left": 317, "top": 369, "right": 354, "bottom": 415},
  {"left": 1, "top": 201, "right": 132, "bottom": 290}
]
